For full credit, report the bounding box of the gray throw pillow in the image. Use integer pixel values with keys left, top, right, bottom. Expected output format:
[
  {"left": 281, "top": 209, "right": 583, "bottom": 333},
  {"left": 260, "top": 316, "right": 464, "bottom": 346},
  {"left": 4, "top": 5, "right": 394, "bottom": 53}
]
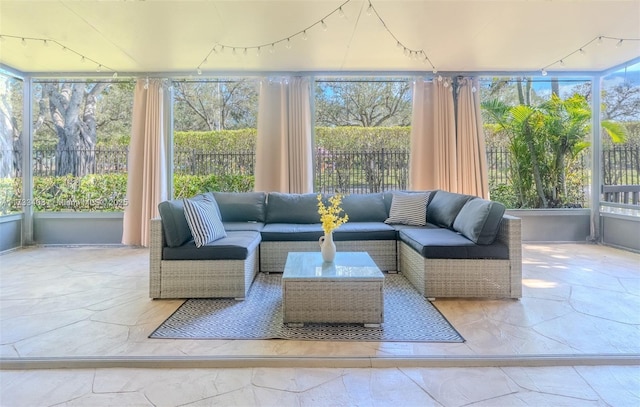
[
  {"left": 428, "top": 190, "right": 476, "bottom": 229},
  {"left": 384, "top": 192, "right": 430, "bottom": 226},
  {"left": 183, "top": 194, "right": 227, "bottom": 248},
  {"left": 453, "top": 199, "right": 506, "bottom": 245},
  {"left": 158, "top": 192, "right": 216, "bottom": 247}
]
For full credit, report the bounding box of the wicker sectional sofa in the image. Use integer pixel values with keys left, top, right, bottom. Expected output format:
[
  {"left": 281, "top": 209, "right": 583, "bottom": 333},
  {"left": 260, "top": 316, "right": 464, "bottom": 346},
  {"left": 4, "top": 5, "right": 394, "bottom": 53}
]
[{"left": 150, "top": 190, "right": 521, "bottom": 300}]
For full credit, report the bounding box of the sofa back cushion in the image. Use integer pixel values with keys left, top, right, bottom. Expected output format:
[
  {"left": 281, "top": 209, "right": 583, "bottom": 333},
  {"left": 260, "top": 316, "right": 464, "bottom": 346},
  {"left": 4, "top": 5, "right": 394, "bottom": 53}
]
[
  {"left": 266, "top": 193, "right": 320, "bottom": 224},
  {"left": 213, "top": 192, "right": 267, "bottom": 222},
  {"left": 453, "top": 198, "right": 506, "bottom": 244},
  {"left": 427, "top": 190, "right": 476, "bottom": 229},
  {"left": 158, "top": 192, "right": 214, "bottom": 247},
  {"left": 339, "top": 193, "right": 387, "bottom": 222}
]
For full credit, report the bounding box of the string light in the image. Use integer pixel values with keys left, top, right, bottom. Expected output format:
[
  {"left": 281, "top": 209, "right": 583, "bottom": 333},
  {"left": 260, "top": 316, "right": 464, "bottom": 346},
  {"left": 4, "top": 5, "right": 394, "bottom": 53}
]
[
  {"left": 193, "top": 0, "right": 436, "bottom": 74},
  {"left": 540, "top": 35, "right": 639, "bottom": 74},
  {"left": 364, "top": 1, "right": 438, "bottom": 72},
  {"left": 0, "top": 34, "right": 118, "bottom": 77}
]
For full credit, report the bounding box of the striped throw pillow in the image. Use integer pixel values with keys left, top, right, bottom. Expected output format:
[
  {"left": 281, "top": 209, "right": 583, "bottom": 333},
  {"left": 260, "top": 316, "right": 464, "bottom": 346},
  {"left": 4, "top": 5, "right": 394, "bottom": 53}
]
[
  {"left": 384, "top": 192, "right": 430, "bottom": 226},
  {"left": 183, "top": 195, "right": 227, "bottom": 248}
]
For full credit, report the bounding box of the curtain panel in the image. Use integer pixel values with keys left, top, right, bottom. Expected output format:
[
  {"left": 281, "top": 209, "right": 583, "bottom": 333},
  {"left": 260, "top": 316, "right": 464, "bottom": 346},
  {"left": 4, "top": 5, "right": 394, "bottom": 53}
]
[
  {"left": 122, "top": 79, "right": 168, "bottom": 247},
  {"left": 254, "top": 77, "right": 313, "bottom": 193},
  {"left": 409, "top": 76, "right": 488, "bottom": 198}
]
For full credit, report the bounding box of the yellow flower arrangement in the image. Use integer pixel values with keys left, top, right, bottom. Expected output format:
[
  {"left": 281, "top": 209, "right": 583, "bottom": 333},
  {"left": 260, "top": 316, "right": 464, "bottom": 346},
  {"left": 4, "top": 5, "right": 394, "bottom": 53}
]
[{"left": 317, "top": 193, "right": 349, "bottom": 235}]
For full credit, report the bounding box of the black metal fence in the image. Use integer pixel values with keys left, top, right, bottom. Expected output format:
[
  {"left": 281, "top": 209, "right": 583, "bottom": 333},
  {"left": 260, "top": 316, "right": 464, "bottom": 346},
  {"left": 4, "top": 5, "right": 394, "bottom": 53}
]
[{"left": 1, "top": 145, "right": 638, "bottom": 203}]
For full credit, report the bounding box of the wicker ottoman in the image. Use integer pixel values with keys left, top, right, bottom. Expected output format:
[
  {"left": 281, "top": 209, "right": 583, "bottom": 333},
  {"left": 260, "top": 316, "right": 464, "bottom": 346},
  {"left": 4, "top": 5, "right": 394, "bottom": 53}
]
[{"left": 282, "top": 252, "right": 384, "bottom": 327}]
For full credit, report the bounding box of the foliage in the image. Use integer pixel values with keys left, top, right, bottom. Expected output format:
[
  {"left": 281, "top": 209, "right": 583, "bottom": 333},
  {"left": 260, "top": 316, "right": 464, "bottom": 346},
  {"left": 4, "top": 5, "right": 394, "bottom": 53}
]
[
  {"left": 317, "top": 193, "right": 348, "bottom": 234},
  {"left": 173, "top": 174, "right": 254, "bottom": 199},
  {"left": 174, "top": 129, "right": 257, "bottom": 151},
  {"left": 316, "top": 126, "right": 409, "bottom": 150},
  {"left": 315, "top": 80, "right": 412, "bottom": 127},
  {"left": 173, "top": 80, "right": 258, "bottom": 131}
]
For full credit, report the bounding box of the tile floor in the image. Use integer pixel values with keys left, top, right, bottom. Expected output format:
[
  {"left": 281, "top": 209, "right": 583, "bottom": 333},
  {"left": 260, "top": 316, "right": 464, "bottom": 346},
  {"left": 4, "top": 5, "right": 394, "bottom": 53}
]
[{"left": 0, "top": 243, "right": 639, "bottom": 406}]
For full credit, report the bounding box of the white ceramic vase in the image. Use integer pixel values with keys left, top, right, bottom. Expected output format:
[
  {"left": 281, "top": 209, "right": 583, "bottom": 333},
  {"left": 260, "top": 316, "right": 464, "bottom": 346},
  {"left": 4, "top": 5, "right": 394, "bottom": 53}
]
[{"left": 319, "top": 232, "right": 336, "bottom": 262}]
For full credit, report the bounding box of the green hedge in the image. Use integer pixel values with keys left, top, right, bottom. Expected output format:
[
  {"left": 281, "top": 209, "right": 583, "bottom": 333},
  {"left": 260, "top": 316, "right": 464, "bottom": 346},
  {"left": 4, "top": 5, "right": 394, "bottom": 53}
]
[{"left": 0, "top": 173, "right": 254, "bottom": 213}]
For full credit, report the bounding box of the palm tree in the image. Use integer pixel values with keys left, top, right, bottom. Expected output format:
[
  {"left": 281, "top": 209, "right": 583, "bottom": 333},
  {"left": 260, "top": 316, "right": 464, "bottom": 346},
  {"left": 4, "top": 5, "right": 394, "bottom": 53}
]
[{"left": 482, "top": 93, "right": 626, "bottom": 208}]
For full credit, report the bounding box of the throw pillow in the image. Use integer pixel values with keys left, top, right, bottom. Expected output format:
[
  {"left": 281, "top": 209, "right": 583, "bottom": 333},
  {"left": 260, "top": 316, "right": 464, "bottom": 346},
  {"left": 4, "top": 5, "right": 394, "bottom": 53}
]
[
  {"left": 384, "top": 192, "right": 430, "bottom": 226},
  {"left": 453, "top": 199, "right": 506, "bottom": 245},
  {"left": 183, "top": 194, "right": 227, "bottom": 248}
]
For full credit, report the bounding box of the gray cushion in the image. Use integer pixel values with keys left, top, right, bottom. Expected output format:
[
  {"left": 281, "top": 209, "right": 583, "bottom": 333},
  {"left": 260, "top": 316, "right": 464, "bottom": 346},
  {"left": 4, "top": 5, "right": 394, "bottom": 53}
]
[
  {"left": 266, "top": 193, "right": 320, "bottom": 224},
  {"left": 399, "top": 228, "right": 509, "bottom": 259},
  {"left": 339, "top": 193, "right": 387, "bottom": 222},
  {"left": 427, "top": 190, "right": 476, "bottom": 229},
  {"left": 183, "top": 194, "right": 226, "bottom": 248},
  {"left": 213, "top": 192, "right": 266, "bottom": 222},
  {"left": 453, "top": 199, "right": 506, "bottom": 245},
  {"left": 333, "top": 222, "right": 397, "bottom": 241},
  {"left": 222, "top": 222, "right": 265, "bottom": 232},
  {"left": 163, "top": 231, "right": 261, "bottom": 260},
  {"left": 385, "top": 192, "right": 431, "bottom": 226},
  {"left": 260, "top": 223, "right": 323, "bottom": 241},
  {"left": 158, "top": 192, "right": 214, "bottom": 248}
]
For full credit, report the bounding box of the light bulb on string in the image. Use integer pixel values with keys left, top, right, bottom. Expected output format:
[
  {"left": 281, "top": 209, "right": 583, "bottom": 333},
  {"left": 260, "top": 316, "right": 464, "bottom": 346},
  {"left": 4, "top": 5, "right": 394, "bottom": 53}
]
[
  {"left": 43, "top": 40, "right": 48, "bottom": 47},
  {"left": 112, "top": 72, "right": 118, "bottom": 79},
  {"left": 61, "top": 46, "right": 67, "bottom": 52},
  {"left": 232, "top": 47, "right": 237, "bottom": 55},
  {"left": 338, "top": 7, "right": 345, "bottom": 18},
  {"left": 597, "top": 36, "right": 603, "bottom": 45},
  {"left": 579, "top": 48, "right": 585, "bottom": 55},
  {"left": 559, "top": 60, "right": 565, "bottom": 66},
  {"left": 197, "top": 68, "right": 202, "bottom": 75},
  {"left": 616, "top": 39, "right": 623, "bottom": 47},
  {"left": 270, "top": 43, "right": 275, "bottom": 54},
  {"left": 286, "top": 38, "right": 292, "bottom": 49},
  {"left": 321, "top": 20, "right": 327, "bottom": 31},
  {"left": 243, "top": 48, "right": 248, "bottom": 56},
  {"left": 96, "top": 64, "right": 102, "bottom": 72},
  {"left": 541, "top": 69, "right": 548, "bottom": 76},
  {"left": 80, "top": 56, "right": 85, "bottom": 63},
  {"left": 21, "top": 38, "right": 26, "bottom": 46},
  {"left": 366, "top": 2, "right": 373, "bottom": 15},
  {"left": 302, "top": 30, "right": 308, "bottom": 40},
  {"left": 256, "top": 47, "right": 261, "bottom": 56}
]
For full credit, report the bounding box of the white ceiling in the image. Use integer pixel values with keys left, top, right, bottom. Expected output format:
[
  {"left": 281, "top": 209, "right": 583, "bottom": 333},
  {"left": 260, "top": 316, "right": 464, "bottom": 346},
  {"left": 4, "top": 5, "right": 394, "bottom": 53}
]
[{"left": 1, "top": 0, "right": 639, "bottom": 76}]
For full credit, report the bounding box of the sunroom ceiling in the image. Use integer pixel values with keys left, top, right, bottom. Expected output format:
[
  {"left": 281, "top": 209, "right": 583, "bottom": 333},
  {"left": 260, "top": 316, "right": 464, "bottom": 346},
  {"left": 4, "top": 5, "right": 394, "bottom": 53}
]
[{"left": 0, "top": 0, "right": 639, "bottom": 76}]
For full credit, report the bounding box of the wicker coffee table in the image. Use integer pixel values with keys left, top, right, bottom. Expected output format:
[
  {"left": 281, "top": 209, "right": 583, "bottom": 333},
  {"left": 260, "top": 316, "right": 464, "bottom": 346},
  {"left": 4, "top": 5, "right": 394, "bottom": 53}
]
[{"left": 282, "top": 251, "right": 384, "bottom": 327}]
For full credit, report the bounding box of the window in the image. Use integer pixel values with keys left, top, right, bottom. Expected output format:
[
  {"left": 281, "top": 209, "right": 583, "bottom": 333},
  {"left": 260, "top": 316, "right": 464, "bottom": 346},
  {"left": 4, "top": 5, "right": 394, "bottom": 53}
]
[
  {"left": 480, "top": 77, "right": 593, "bottom": 209},
  {"left": 0, "top": 72, "right": 23, "bottom": 215},
  {"left": 31, "top": 79, "right": 133, "bottom": 211},
  {"left": 600, "top": 62, "right": 640, "bottom": 213},
  {"left": 172, "top": 79, "right": 259, "bottom": 198},
  {"left": 314, "top": 77, "right": 412, "bottom": 193}
]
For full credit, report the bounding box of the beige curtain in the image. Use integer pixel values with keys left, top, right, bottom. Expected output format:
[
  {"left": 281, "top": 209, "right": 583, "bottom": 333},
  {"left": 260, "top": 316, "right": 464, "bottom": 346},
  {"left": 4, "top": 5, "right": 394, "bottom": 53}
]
[
  {"left": 409, "top": 78, "right": 457, "bottom": 191},
  {"left": 122, "top": 79, "right": 168, "bottom": 247},
  {"left": 254, "top": 77, "right": 312, "bottom": 193},
  {"left": 456, "top": 77, "right": 489, "bottom": 198}
]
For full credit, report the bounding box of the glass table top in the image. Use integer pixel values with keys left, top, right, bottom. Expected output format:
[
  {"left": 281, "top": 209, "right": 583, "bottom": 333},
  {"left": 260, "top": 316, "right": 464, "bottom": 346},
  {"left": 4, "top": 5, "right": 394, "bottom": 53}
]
[{"left": 282, "top": 252, "right": 384, "bottom": 281}]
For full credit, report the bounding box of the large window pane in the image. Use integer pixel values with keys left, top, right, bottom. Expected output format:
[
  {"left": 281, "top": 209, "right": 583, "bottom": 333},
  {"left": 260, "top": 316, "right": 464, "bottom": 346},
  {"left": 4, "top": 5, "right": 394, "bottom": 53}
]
[
  {"left": 480, "top": 77, "right": 593, "bottom": 209},
  {"left": 314, "top": 77, "right": 412, "bottom": 193},
  {"left": 600, "top": 62, "right": 640, "bottom": 214},
  {"left": 172, "top": 79, "right": 258, "bottom": 198},
  {"left": 0, "top": 73, "right": 23, "bottom": 215},
  {"left": 31, "top": 80, "right": 133, "bottom": 211}
]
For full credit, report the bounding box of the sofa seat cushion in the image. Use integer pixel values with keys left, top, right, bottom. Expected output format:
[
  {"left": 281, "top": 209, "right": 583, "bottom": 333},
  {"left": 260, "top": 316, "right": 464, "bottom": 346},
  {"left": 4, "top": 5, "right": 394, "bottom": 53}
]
[
  {"left": 333, "top": 222, "right": 397, "bottom": 241},
  {"left": 260, "top": 223, "right": 324, "bottom": 241},
  {"left": 399, "top": 228, "right": 509, "bottom": 259},
  {"left": 163, "top": 231, "right": 261, "bottom": 261},
  {"left": 223, "top": 221, "right": 265, "bottom": 232}
]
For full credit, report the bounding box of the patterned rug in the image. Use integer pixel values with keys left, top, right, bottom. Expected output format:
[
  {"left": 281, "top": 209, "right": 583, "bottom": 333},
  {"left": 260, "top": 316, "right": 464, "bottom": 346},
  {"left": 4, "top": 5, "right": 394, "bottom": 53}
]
[{"left": 150, "top": 273, "right": 464, "bottom": 342}]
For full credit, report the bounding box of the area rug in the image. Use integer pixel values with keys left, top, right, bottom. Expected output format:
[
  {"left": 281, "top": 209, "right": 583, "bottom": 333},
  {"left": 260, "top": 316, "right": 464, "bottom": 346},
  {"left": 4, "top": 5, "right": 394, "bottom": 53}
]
[{"left": 150, "top": 273, "right": 464, "bottom": 342}]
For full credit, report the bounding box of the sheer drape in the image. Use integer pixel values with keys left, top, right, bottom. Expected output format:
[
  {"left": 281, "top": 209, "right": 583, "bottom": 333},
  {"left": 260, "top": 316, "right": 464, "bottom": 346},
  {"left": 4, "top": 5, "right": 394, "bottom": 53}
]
[
  {"left": 409, "top": 78, "right": 457, "bottom": 191},
  {"left": 122, "top": 79, "right": 168, "bottom": 246},
  {"left": 254, "top": 77, "right": 313, "bottom": 193},
  {"left": 456, "top": 77, "right": 488, "bottom": 198},
  {"left": 409, "top": 77, "right": 488, "bottom": 197}
]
